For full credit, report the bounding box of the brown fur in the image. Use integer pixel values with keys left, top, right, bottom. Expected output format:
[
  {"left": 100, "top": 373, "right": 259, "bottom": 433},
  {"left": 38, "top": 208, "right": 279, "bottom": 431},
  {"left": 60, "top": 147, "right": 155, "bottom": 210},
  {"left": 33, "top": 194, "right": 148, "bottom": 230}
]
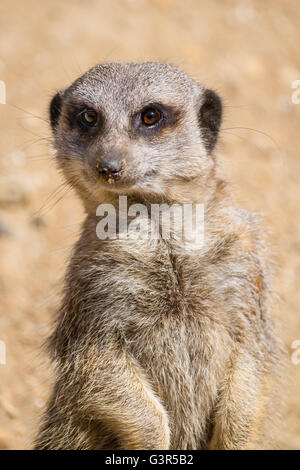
[{"left": 34, "top": 62, "right": 283, "bottom": 450}]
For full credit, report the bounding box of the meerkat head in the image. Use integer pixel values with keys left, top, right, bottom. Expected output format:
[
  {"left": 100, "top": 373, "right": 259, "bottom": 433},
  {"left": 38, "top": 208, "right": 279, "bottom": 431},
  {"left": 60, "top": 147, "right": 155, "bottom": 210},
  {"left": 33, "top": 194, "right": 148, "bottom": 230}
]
[{"left": 50, "top": 62, "right": 222, "bottom": 206}]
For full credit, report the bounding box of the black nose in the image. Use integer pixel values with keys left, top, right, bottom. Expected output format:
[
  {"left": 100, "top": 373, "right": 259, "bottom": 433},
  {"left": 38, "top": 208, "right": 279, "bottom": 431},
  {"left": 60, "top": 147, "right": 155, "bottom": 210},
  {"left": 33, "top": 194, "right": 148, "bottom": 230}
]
[{"left": 95, "top": 156, "right": 125, "bottom": 181}]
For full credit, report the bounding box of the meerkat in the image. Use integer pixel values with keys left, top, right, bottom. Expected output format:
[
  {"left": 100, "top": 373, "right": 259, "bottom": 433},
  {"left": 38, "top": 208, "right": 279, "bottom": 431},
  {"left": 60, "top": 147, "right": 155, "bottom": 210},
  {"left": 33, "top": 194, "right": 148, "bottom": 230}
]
[{"left": 34, "top": 62, "right": 283, "bottom": 450}]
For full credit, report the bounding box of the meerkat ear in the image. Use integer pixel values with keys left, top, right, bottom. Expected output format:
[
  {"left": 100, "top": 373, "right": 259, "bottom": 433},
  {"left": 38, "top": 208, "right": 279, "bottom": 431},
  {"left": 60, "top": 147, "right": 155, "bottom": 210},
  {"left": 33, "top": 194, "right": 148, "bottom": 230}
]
[
  {"left": 198, "top": 89, "right": 222, "bottom": 153},
  {"left": 49, "top": 91, "right": 63, "bottom": 131}
]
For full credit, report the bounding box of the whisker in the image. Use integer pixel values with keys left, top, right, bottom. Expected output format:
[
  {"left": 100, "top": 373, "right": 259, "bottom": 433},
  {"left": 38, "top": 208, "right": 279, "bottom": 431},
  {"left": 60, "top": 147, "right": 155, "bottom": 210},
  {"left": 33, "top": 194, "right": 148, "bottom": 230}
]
[
  {"left": 35, "top": 182, "right": 71, "bottom": 218},
  {"left": 221, "top": 126, "right": 281, "bottom": 152},
  {"left": 7, "top": 102, "right": 48, "bottom": 124},
  {"left": 220, "top": 130, "right": 251, "bottom": 143},
  {"left": 20, "top": 137, "right": 52, "bottom": 153}
]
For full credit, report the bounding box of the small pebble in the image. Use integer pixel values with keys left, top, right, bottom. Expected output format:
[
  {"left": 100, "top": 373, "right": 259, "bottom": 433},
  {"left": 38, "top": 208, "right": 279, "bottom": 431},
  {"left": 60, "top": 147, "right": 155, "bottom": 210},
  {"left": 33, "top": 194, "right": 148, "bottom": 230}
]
[
  {"left": 0, "top": 219, "right": 11, "bottom": 237},
  {"left": 31, "top": 215, "right": 46, "bottom": 229}
]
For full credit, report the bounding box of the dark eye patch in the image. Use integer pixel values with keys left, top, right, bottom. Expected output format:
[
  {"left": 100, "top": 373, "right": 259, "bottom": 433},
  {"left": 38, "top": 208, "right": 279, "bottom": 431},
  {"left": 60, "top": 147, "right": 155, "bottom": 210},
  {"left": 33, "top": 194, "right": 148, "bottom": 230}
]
[
  {"left": 132, "top": 103, "right": 183, "bottom": 137},
  {"left": 64, "top": 102, "right": 102, "bottom": 134}
]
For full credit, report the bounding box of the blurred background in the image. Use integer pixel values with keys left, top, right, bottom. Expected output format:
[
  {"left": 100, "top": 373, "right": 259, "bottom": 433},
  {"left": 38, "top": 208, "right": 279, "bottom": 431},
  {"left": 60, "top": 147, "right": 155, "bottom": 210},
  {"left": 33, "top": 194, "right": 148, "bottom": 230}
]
[{"left": 0, "top": 0, "right": 299, "bottom": 449}]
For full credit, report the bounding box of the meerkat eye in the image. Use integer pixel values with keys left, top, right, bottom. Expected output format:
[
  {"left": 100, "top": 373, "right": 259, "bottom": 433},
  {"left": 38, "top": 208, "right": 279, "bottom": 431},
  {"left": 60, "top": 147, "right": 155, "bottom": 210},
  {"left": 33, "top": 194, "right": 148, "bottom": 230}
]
[
  {"left": 80, "top": 107, "right": 98, "bottom": 127},
  {"left": 141, "top": 107, "right": 161, "bottom": 126}
]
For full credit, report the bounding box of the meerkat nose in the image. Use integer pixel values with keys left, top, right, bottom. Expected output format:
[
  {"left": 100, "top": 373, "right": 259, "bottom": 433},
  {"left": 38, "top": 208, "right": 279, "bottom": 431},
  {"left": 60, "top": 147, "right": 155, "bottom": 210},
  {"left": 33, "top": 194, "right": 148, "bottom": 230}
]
[{"left": 95, "top": 156, "right": 125, "bottom": 182}]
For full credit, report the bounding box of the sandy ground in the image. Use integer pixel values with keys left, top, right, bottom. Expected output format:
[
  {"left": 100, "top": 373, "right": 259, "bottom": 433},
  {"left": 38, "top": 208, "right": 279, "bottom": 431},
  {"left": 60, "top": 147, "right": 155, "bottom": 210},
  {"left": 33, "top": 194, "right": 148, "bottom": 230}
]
[{"left": 0, "top": 0, "right": 299, "bottom": 449}]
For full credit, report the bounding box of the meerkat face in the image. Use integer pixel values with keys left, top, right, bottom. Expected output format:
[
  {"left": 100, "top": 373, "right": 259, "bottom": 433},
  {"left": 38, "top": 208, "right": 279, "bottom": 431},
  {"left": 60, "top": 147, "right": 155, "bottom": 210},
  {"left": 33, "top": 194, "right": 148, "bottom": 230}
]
[{"left": 50, "top": 62, "right": 222, "bottom": 203}]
